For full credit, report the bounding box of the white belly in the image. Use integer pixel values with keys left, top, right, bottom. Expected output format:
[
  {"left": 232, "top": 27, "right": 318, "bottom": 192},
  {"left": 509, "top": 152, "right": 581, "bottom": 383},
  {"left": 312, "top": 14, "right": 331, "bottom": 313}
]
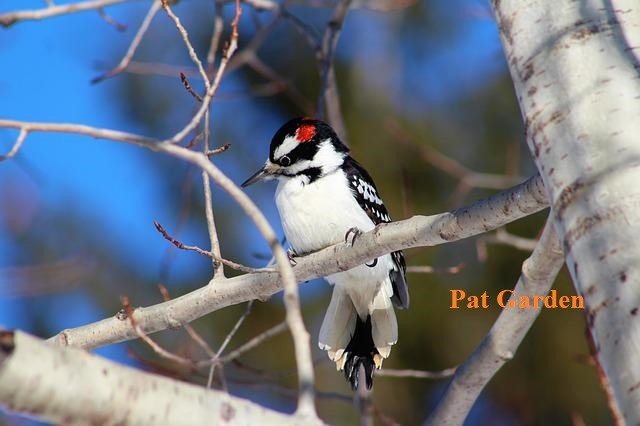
[
  {"left": 275, "top": 171, "right": 393, "bottom": 316},
  {"left": 275, "top": 171, "right": 374, "bottom": 254}
]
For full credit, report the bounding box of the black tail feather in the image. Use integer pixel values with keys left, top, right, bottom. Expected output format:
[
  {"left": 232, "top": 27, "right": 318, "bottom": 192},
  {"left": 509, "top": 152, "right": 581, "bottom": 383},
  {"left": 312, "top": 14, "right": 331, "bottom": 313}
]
[{"left": 344, "top": 315, "right": 378, "bottom": 390}]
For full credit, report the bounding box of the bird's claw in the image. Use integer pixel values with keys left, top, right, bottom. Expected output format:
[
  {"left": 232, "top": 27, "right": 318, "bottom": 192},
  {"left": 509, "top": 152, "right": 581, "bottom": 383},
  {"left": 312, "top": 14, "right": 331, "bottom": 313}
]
[
  {"left": 345, "top": 227, "right": 377, "bottom": 267},
  {"left": 286, "top": 248, "right": 298, "bottom": 266},
  {"left": 344, "top": 227, "right": 363, "bottom": 247}
]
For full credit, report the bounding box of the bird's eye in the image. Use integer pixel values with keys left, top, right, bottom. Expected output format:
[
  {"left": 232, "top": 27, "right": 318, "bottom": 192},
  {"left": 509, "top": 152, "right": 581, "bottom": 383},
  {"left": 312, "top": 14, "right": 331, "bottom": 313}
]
[{"left": 280, "top": 155, "right": 291, "bottom": 166}]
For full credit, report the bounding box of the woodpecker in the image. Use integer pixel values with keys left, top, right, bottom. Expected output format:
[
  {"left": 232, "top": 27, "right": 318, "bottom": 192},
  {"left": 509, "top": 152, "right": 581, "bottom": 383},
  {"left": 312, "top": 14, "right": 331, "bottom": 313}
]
[{"left": 242, "top": 117, "right": 408, "bottom": 390}]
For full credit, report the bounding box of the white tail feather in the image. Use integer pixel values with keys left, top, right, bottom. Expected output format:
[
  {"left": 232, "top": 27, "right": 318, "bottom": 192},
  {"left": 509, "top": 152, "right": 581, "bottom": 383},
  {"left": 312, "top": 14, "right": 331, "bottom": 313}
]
[
  {"left": 319, "top": 279, "right": 398, "bottom": 368},
  {"left": 370, "top": 288, "right": 398, "bottom": 359},
  {"left": 319, "top": 285, "right": 357, "bottom": 360}
]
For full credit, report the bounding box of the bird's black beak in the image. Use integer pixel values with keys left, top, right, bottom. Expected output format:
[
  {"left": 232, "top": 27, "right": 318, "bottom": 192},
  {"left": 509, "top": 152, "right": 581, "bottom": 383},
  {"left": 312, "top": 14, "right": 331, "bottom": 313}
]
[{"left": 241, "top": 162, "right": 278, "bottom": 187}]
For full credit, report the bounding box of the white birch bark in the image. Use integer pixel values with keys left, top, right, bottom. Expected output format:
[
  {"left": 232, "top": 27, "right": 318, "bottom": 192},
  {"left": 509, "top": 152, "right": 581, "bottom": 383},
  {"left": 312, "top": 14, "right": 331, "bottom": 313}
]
[
  {"left": 491, "top": 0, "right": 640, "bottom": 421},
  {"left": 0, "top": 330, "right": 319, "bottom": 425}
]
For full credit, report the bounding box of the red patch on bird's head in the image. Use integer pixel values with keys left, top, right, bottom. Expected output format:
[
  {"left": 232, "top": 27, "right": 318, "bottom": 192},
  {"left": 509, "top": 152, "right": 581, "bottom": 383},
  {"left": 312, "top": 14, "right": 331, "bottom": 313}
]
[{"left": 295, "top": 123, "right": 316, "bottom": 143}]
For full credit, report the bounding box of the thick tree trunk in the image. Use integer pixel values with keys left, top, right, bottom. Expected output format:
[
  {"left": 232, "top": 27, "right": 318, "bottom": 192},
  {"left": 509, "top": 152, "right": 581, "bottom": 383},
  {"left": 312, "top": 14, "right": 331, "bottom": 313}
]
[{"left": 491, "top": 0, "right": 640, "bottom": 422}]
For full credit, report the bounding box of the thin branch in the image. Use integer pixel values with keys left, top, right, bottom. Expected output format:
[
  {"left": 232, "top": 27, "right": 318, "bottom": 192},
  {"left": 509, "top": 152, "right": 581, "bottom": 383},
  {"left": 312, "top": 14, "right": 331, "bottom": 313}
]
[
  {"left": 0, "top": 0, "right": 128, "bottom": 27},
  {"left": 96, "top": 7, "right": 127, "bottom": 31},
  {"left": 125, "top": 61, "right": 200, "bottom": 78},
  {"left": 406, "top": 263, "right": 464, "bottom": 274},
  {"left": 388, "top": 120, "right": 523, "bottom": 205},
  {"left": 0, "top": 128, "right": 27, "bottom": 161},
  {"left": 154, "top": 220, "right": 272, "bottom": 273},
  {"left": 201, "top": 69, "right": 223, "bottom": 276},
  {"left": 160, "top": 0, "right": 210, "bottom": 89},
  {"left": 206, "top": 3, "right": 225, "bottom": 75},
  {"left": 425, "top": 216, "right": 564, "bottom": 425},
  {"left": 121, "top": 296, "right": 194, "bottom": 368},
  {"left": 158, "top": 284, "right": 217, "bottom": 358},
  {"left": 154, "top": 220, "right": 213, "bottom": 259},
  {"left": 197, "top": 321, "right": 288, "bottom": 365},
  {"left": 316, "top": 0, "right": 352, "bottom": 140},
  {"left": 207, "top": 301, "right": 254, "bottom": 388},
  {"left": 180, "top": 72, "right": 203, "bottom": 102},
  {"left": 206, "top": 143, "right": 231, "bottom": 156},
  {"left": 377, "top": 367, "right": 456, "bottom": 379},
  {"left": 485, "top": 228, "right": 539, "bottom": 251},
  {"left": 161, "top": 0, "right": 240, "bottom": 146},
  {"left": 476, "top": 228, "right": 539, "bottom": 262}
]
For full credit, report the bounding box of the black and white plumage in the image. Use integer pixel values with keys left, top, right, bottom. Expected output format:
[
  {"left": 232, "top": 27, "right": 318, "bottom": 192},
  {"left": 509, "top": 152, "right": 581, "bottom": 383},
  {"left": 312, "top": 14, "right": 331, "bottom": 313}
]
[{"left": 242, "top": 117, "right": 408, "bottom": 390}]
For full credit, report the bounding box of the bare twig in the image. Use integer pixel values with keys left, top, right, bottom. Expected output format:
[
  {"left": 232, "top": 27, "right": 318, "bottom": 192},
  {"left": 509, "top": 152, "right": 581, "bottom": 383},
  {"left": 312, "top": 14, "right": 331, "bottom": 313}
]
[
  {"left": 196, "top": 321, "right": 288, "bottom": 366},
  {"left": 160, "top": 0, "right": 209, "bottom": 87},
  {"left": 0, "top": 128, "right": 27, "bottom": 161},
  {"left": 377, "top": 367, "right": 456, "bottom": 379},
  {"left": 206, "top": 301, "right": 254, "bottom": 388},
  {"left": 0, "top": 0, "right": 128, "bottom": 27},
  {"left": 406, "top": 263, "right": 465, "bottom": 274},
  {"left": 161, "top": 0, "right": 240, "bottom": 146},
  {"left": 206, "top": 143, "right": 231, "bottom": 156},
  {"left": 96, "top": 7, "right": 127, "bottom": 31},
  {"left": 206, "top": 3, "right": 225, "bottom": 75},
  {"left": 154, "top": 220, "right": 213, "bottom": 259},
  {"left": 388, "top": 120, "right": 523, "bottom": 205},
  {"left": 202, "top": 110, "right": 223, "bottom": 276},
  {"left": 484, "top": 228, "right": 538, "bottom": 251},
  {"left": 158, "top": 284, "right": 218, "bottom": 359},
  {"left": 180, "top": 72, "right": 203, "bottom": 102},
  {"left": 316, "top": 0, "right": 352, "bottom": 139},
  {"left": 0, "top": 256, "right": 96, "bottom": 297},
  {"left": 125, "top": 61, "right": 199, "bottom": 78},
  {"left": 154, "top": 220, "right": 271, "bottom": 273},
  {"left": 121, "top": 296, "right": 194, "bottom": 368}
]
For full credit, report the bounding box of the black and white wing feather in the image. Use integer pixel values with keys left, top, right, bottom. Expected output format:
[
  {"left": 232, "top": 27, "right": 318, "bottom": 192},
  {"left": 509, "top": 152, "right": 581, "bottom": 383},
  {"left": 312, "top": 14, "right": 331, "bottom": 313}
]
[{"left": 343, "top": 157, "right": 409, "bottom": 308}]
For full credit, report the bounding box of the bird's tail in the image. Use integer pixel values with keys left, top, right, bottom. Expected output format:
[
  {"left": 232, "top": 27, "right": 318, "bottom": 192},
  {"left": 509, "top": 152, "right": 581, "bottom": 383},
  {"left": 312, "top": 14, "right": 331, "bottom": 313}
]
[{"left": 319, "top": 284, "right": 398, "bottom": 390}]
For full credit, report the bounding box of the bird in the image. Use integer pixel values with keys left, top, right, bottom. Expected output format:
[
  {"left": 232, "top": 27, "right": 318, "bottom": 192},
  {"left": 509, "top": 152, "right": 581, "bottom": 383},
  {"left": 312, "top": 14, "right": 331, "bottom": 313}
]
[{"left": 241, "top": 117, "right": 408, "bottom": 390}]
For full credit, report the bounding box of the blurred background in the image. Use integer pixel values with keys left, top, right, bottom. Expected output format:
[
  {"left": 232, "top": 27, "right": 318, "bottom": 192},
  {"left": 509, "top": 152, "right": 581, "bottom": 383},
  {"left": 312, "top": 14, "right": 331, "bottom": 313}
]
[{"left": 0, "top": 0, "right": 610, "bottom": 424}]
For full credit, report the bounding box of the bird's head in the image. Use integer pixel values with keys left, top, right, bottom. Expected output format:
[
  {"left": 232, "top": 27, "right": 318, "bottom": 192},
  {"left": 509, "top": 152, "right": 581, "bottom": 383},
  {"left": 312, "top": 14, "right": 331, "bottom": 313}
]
[{"left": 241, "top": 117, "right": 349, "bottom": 187}]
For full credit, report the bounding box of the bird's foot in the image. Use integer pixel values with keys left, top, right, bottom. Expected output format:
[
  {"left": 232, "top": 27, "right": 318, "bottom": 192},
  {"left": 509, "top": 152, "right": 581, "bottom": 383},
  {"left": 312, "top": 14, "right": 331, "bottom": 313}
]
[
  {"left": 345, "top": 227, "right": 378, "bottom": 267},
  {"left": 286, "top": 248, "right": 298, "bottom": 266},
  {"left": 344, "top": 227, "right": 363, "bottom": 247}
]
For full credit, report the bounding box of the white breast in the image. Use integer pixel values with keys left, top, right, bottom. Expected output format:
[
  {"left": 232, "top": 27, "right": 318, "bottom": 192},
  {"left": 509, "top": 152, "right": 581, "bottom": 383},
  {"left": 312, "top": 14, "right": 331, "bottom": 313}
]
[
  {"left": 275, "top": 170, "right": 374, "bottom": 254},
  {"left": 275, "top": 169, "right": 393, "bottom": 318}
]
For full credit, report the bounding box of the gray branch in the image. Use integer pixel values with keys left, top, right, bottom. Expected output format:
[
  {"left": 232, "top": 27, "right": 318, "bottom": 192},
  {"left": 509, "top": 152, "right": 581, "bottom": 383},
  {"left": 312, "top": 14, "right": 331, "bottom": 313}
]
[
  {"left": 48, "top": 174, "right": 548, "bottom": 350},
  {"left": 0, "top": 330, "right": 320, "bottom": 425},
  {"left": 425, "top": 216, "right": 564, "bottom": 425}
]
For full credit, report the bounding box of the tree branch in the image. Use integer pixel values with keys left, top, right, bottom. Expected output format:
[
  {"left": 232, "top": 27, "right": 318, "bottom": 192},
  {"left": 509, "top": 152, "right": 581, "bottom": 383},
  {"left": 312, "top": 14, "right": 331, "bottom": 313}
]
[
  {"left": 46, "top": 173, "right": 548, "bottom": 350},
  {"left": 0, "top": 330, "right": 322, "bottom": 425},
  {"left": 0, "top": 0, "right": 129, "bottom": 27},
  {"left": 314, "top": 0, "right": 351, "bottom": 140},
  {"left": 91, "top": 0, "right": 162, "bottom": 84},
  {"left": 425, "top": 216, "right": 564, "bottom": 425}
]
